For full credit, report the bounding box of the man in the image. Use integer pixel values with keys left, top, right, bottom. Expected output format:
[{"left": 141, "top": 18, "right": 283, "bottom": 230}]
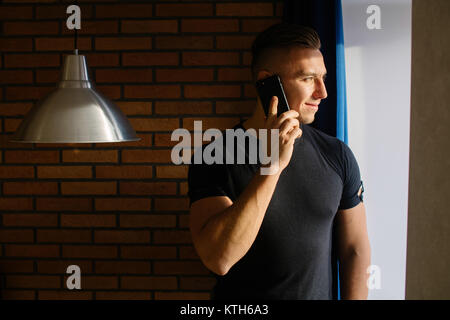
[{"left": 188, "top": 23, "right": 371, "bottom": 300}]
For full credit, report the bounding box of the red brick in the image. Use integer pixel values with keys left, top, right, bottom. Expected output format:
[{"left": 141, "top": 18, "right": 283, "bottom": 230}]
[
  {"left": 96, "top": 85, "right": 121, "bottom": 99},
  {"left": 36, "top": 4, "right": 93, "bottom": 19},
  {"left": 36, "top": 198, "right": 92, "bottom": 212},
  {"left": 243, "top": 51, "right": 252, "bottom": 65},
  {"left": 39, "top": 291, "right": 93, "bottom": 300},
  {"left": 95, "top": 198, "right": 151, "bottom": 211},
  {"left": 156, "top": 36, "right": 213, "bottom": 49},
  {"left": 156, "top": 68, "right": 213, "bottom": 82},
  {"left": 120, "top": 182, "right": 177, "bottom": 196},
  {"left": 61, "top": 214, "right": 115, "bottom": 228},
  {"left": 79, "top": 276, "right": 118, "bottom": 289},
  {"left": 155, "top": 101, "right": 212, "bottom": 116},
  {"left": 2, "top": 214, "right": 57, "bottom": 227},
  {"left": 155, "top": 198, "right": 190, "bottom": 212},
  {"left": 5, "top": 150, "right": 59, "bottom": 164},
  {"left": 122, "top": 20, "right": 178, "bottom": 33},
  {"left": 6, "top": 86, "right": 54, "bottom": 101},
  {"left": 216, "top": 100, "right": 255, "bottom": 115},
  {"left": 0, "top": 165, "right": 34, "bottom": 178},
  {"left": 216, "top": 3, "right": 273, "bottom": 16},
  {"left": 37, "top": 260, "right": 93, "bottom": 274},
  {"left": 179, "top": 245, "right": 200, "bottom": 260},
  {"left": 122, "top": 149, "right": 172, "bottom": 163},
  {"left": 154, "top": 261, "right": 209, "bottom": 275},
  {"left": 182, "top": 52, "right": 239, "bottom": 66},
  {"left": 6, "top": 275, "right": 60, "bottom": 289},
  {"left": 0, "top": 6, "right": 33, "bottom": 20},
  {"left": 155, "top": 291, "right": 210, "bottom": 300},
  {"left": 182, "top": 116, "right": 240, "bottom": 131},
  {"left": 96, "top": 4, "right": 153, "bottom": 18},
  {"left": 218, "top": 67, "right": 252, "bottom": 81},
  {"left": 181, "top": 19, "right": 239, "bottom": 33},
  {"left": 95, "top": 37, "right": 152, "bottom": 51},
  {"left": 61, "top": 21, "right": 118, "bottom": 35},
  {"left": 0, "top": 38, "right": 33, "bottom": 52},
  {"left": 122, "top": 52, "right": 179, "bottom": 66},
  {"left": 35, "top": 37, "right": 91, "bottom": 51},
  {"left": 245, "top": 83, "right": 257, "bottom": 98},
  {"left": 180, "top": 182, "right": 189, "bottom": 196},
  {"left": 36, "top": 230, "right": 91, "bottom": 243},
  {"left": 3, "top": 182, "right": 58, "bottom": 195},
  {"left": 124, "top": 85, "right": 181, "bottom": 99},
  {"left": 217, "top": 35, "right": 254, "bottom": 50},
  {"left": 153, "top": 230, "right": 191, "bottom": 244},
  {"left": 184, "top": 85, "right": 241, "bottom": 98},
  {"left": 0, "top": 230, "right": 34, "bottom": 243},
  {"left": 0, "top": 134, "right": 33, "bottom": 150},
  {"left": 61, "top": 182, "right": 117, "bottom": 195},
  {"left": 95, "top": 165, "right": 153, "bottom": 179},
  {"left": 95, "top": 261, "right": 150, "bottom": 274},
  {"left": 1, "top": 290, "right": 35, "bottom": 300},
  {"left": 5, "top": 244, "right": 59, "bottom": 258},
  {"left": 37, "top": 166, "right": 92, "bottom": 179},
  {"left": 4, "top": 118, "right": 24, "bottom": 133},
  {"left": 95, "top": 68, "right": 153, "bottom": 83},
  {"left": 62, "top": 150, "right": 118, "bottom": 163},
  {"left": 94, "top": 230, "right": 150, "bottom": 244},
  {"left": 36, "top": 69, "right": 60, "bottom": 83},
  {"left": 121, "top": 276, "right": 177, "bottom": 290},
  {"left": 3, "top": 21, "right": 59, "bottom": 35},
  {"left": 0, "top": 260, "right": 34, "bottom": 273},
  {"left": 62, "top": 245, "right": 117, "bottom": 259},
  {"left": 180, "top": 277, "right": 216, "bottom": 290},
  {"left": 85, "top": 53, "right": 119, "bottom": 67},
  {"left": 116, "top": 102, "right": 152, "bottom": 115},
  {"left": 96, "top": 291, "right": 151, "bottom": 300},
  {"left": 156, "top": 3, "right": 212, "bottom": 16},
  {"left": 120, "top": 246, "right": 177, "bottom": 259},
  {"left": 178, "top": 215, "right": 190, "bottom": 229},
  {"left": 129, "top": 118, "right": 179, "bottom": 132},
  {"left": 242, "top": 18, "right": 281, "bottom": 32},
  {"left": 0, "top": 198, "right": 33, "bottom": 211},
  {"left": 120, "top": 214, "right": 176, "bottom": 228},
  {"left": 156, "top": 165, "right": 188, "bottom": 178},
  {"left": 0, "top": 70, "right": 33, "bottom": 84}
]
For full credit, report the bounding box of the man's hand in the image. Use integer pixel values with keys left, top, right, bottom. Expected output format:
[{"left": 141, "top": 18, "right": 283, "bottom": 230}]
[{"left": 263, "top": 96, "right": 303, "bottom": 171}]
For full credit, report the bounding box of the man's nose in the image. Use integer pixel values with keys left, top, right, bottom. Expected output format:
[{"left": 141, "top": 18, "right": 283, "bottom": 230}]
[{"left": 313, "top": 79, "right": 328, "bottom": 100}]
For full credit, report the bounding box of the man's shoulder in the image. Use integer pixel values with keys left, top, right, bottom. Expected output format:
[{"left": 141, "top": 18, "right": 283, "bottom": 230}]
[{"left": 304, "top": 124, "right": 345, "bottom": 152}]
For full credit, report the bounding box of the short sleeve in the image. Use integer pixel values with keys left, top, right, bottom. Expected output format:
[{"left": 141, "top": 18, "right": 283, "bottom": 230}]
[
  {"left": 338, "top": 142, "right": 363, "bottom": 210},
  {"left": 187, "top": 159, "right": 231, "bottom": 206}
]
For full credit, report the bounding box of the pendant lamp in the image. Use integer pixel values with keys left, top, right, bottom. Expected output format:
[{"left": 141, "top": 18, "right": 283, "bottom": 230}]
[{"left": 11, "top": 24, "right": 139, "bottom": 143}]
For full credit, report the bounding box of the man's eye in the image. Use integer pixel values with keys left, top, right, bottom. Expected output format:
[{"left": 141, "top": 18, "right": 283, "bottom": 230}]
[{"left": 303, "top": 77, "right": 314, "bottom": 82}]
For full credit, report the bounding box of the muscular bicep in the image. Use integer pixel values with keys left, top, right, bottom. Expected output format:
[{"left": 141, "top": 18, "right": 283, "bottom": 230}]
[
  {"left": 189, "top": 196, "right": 233, "bottom": 238},
  {"left": 335, "top": 202, "right": 371, "bottom": 259}
]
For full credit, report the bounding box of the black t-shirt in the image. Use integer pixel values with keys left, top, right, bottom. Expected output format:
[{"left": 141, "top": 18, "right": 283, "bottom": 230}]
[{"left": 188, "top": 122, "right": 363, "bottom": 300}]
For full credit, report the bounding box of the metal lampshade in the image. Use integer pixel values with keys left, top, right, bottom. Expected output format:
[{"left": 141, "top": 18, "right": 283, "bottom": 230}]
[{"left": 11, "top": 52, "right": 139, "bottom": 143}]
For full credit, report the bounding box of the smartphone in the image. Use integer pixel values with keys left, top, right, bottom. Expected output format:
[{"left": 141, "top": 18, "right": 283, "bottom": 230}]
[{"left": 255, "top": 74, "right": 290, "bottom": 117}]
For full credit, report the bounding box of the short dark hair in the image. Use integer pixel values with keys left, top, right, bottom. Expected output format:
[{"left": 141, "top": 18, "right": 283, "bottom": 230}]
[{"left": 251, "top": 23, "right": 321, "bottom": 79}]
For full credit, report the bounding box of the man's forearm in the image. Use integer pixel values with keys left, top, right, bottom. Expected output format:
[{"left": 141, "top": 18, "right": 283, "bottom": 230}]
[
  {"left": 196, "top": 170, "right": 281, "bottom": 275},
  {"left": 339, "top": 251, "right": 371, "bottom": 300}
]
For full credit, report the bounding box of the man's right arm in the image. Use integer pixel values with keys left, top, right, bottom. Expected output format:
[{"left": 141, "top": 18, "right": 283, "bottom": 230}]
[
  {"left": 189, "top": 97, "right": 302, "bottom": 275},
  {"left": 189, "top": 170, "right": 282, "bottom": 276}
]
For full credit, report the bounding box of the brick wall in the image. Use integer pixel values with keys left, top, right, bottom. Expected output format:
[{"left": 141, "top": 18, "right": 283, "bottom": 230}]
[{"left": 0, "top": 0, "right": 282, "bottom": 300}]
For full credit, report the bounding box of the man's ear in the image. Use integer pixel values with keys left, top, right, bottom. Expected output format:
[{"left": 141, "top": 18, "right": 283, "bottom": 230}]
[{"left": 256, "top": 70, "right": 273, "bottom": 81}]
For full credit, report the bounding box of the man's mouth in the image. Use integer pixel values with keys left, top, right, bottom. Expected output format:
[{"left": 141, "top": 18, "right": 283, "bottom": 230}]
[{"left": 305, "top": 103, "right": 319, "bottom": 109}]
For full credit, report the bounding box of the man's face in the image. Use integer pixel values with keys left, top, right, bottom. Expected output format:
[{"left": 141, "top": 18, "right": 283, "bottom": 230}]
[{"left": 277, "top": 47, "right": 328, "bottom": 124}]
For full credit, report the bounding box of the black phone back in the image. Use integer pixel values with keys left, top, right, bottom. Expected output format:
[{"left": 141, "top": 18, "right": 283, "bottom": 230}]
[{"left": 255, "top": 74, "right": 290, "bottom": 117}]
